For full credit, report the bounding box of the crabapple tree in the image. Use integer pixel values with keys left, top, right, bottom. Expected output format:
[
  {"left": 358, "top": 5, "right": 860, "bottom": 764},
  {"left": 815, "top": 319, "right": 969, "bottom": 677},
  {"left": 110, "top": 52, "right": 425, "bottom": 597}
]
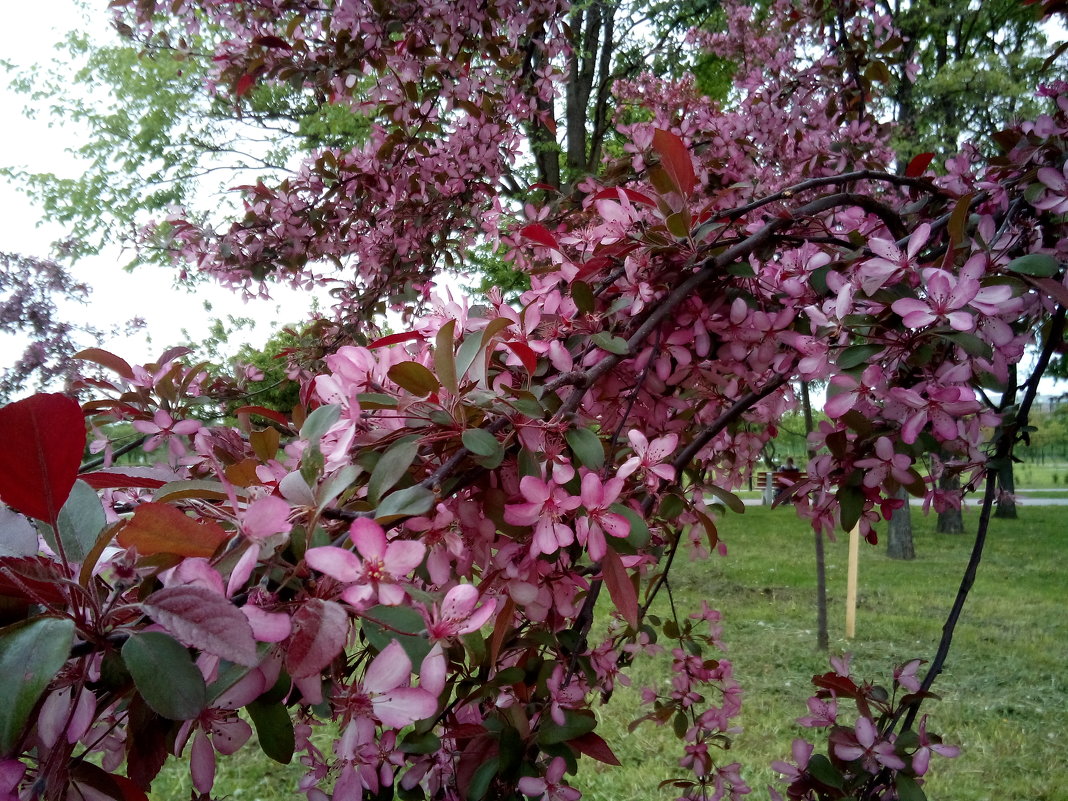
[{"left": 1, "top": 1, "right": 1067, "bottom": 800}]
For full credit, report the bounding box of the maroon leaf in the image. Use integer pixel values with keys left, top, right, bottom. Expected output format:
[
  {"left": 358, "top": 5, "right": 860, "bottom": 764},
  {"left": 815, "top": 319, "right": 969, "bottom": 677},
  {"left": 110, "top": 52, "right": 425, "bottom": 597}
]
[
  {"left": 286, "top": 599, "right": 349, "bottom": 678},
  {"left": 252, "top": 35, "right": 292, "bottom": 50},
  {"left": 904, "top": 152, "right": 936, "bottom": 178},
  {"left": 652, "top": 129, "right": 696, "bottom": 196},
  {"left": 73, "top": 348, "right": 135, "bottom": 380},
  {"left": 368, "top": 330, "right": 424, "bottom": 349},
  {"left": 0, "top": 556, "right": 69, "bottom": 606},
  {"left": 520, "top": 223, "right": 561, "bottom": 251},
  {"left": 569, "top": 731, "right": 622, "bottom": 766},
  {"left": 77, "top": 469, "right": 169, "bottom": 491},
  {"left": 236, "top": 73, "right": 256, "bottom": 97},
  {"left": 141, "top": 585, "right": 259, "bottom": 667},
  {"left": 0, "top": 394, "right": 85, "bottom": 525},
  {"left": 502, "top": 340, "right": 538, "bottom": 374},
  {"left": 602, "top": 545, "right": 639, "bottom": 630},
  {"left": 233, "top": 405, "right": 292, "bottom": 428}
]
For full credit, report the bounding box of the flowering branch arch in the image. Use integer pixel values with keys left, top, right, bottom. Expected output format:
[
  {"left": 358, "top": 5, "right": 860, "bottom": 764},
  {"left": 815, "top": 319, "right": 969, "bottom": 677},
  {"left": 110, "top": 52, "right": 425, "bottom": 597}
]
[{"left": 1, "top": 1, "right": 1067, "bottom": 800}]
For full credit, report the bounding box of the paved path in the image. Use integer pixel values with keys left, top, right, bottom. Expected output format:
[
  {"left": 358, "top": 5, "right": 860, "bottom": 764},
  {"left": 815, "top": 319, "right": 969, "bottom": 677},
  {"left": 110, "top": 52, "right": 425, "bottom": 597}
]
[{"left": 742, "top": 493, "right": 1068, "bottom": 507}]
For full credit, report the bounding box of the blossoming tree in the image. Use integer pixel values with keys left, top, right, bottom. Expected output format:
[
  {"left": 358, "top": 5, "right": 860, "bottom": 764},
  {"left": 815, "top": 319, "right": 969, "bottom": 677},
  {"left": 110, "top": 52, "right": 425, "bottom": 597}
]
[{"left": 1, "top": 0, "right": 1067, "bottom": 800}]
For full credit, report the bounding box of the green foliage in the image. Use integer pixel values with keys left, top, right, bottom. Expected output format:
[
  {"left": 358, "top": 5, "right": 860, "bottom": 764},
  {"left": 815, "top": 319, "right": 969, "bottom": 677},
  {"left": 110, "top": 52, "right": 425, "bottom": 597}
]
[
  {"left": 887, "top": 0, "right": 1061, "bottom": 161},
  {"left": 2, "top": 10, "right": 369, "bottom": 266}
]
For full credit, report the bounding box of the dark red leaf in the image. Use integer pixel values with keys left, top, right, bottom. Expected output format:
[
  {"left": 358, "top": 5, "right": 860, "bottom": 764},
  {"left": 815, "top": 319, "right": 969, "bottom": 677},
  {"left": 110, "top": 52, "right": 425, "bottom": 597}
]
[
  {"left": 142, "top": 585, "right": 259, "bottom": 666},
  {"left": 652, "top": 129, "right": 696, "bottom": 196},
  {"left": 77, "top": 469, "right": 169, "bottom": 491},
  {"left": 602, "top": 545, "right": 639, "bottom": 630},
  {"left": 0, "top": 394, "right": 84, "bottom": 525},
  {"left": 590, "top": 186, "right": 656, "bottom": 207},
  {"left": 233, "top": 405, "right": 292, "bottom": 427},
  {"left": 502, "top": 340, "right": 538, "bottom": 374},
  {"left": 904, "top": 152, "right": 936, "bottom": 178},
  {"left": 286, "top": 599, "right": 349, "bottom": 678},
  {"left": 236, "top": 73, "right": 256, "bottom": 97},
  {"left": 520, "top": 223, "right": 561, "bottom": 251},
  {"left": 0, "top": 557, "right": 68, "bottom": 606},
  {"left": 252, "top": 35, "right": 292, "bottom": 50},
  {"left": 73, "top": 348, "right": 135, "bottom": 380},
  {"left": 368, "top": 331, "right": 424, "bottom": 349},
  {"left": 569, "top": 731, "right": 622, "bottom": 765}
]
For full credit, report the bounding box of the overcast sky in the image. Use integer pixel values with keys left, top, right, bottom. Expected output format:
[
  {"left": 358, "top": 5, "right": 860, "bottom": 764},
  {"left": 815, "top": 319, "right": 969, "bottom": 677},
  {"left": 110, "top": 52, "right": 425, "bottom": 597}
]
[{"left": 0, "top": 0, "right": 323, "bottom": 385}]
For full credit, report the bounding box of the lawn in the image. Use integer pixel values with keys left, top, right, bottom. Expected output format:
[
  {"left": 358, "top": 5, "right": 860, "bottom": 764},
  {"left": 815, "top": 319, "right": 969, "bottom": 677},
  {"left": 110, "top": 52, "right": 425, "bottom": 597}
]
[{"left": 151, "top": 504, "right": 1068, "bottom": 801}]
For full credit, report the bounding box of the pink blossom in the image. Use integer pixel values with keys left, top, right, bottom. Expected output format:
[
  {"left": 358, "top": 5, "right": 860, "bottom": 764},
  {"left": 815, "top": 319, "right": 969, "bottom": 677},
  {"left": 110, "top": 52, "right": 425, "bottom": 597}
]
[
  {"left": 423, "top": 584, "right": 496, "bottom": 641},
  {"left": 132, "top": 409, "right": 202, "bottom": 458},
  {"left": 857, "top": 223, "right": 929, "bottom": 295},
  {"left": 833, "top": 716, "right": 905, "bottom": 772},
  {"left": 1033, "top": 162, "right": 1068, "bottom": 214},
  {"left": 797, "top": 696, "right": 838, "bottom": 728},
  {"left": 617, "top": 430, "right": 679, "bottom": 485},
  {"left": 854, "top": 437, "right": 913, "bottom": 489},
  {"left": 503, "top": 476, "right": 581, "bottom": 557},
  {"left": 770, "top": 738, "right": 813, "bottom": 782},
  {"left": 574, "top": 472, "right": 630, "bottom": 560},
  {"left": 518, "top": 757, "right": 580, "bottom": 801},
  {"left": 337, "top": 641, "right": 439, "bottom": 729},
  {"left": 911, "top": 715, "right": 960, "bottom": 776},
  {"left": 305, "top": 518, "right": 426, "bottom": 607}
]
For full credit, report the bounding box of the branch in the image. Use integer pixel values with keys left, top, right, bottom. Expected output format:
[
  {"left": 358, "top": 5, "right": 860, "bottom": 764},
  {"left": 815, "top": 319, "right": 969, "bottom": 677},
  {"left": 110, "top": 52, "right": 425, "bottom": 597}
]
[{"left": 897, "top": 303, "right": 1068, "bottom": 733}]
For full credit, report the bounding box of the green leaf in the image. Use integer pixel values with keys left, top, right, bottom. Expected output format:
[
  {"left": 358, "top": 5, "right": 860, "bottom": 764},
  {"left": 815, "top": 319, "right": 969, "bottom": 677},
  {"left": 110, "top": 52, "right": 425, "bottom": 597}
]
[
  {"left": 361, "top": 605, "right": 430, "bottom": 664},
  {"left": 1006, "top": 253, "right": 1059, "bottom": 277},
  {"left": 462, "top": 429, "right": 503, "bottom": 458},
  {"left": 537, "top": 709, "right": 598, "bottom": 745},
  {"left": 723, "top": 261, "right": 756, "bottom": 278},
  {"left": 122, "top": 631, "right": 207, "bottom": 721},
  {"left": 300, "top": 404, "right": 341, "bottom": 443},
  {"left": 0, "top": 616, "right": 75, "bottom": 757},
  {"left": 42, "top": 480, "right": 105, "bottom": 564},
  {"left": 246, "top": 699, "right": 295, "bottom": 764},
  {"left": 590, "top": 332, "right": 629, "bottom": 356},
  {"left": 387, "top": 361, "right": 440, "bottom": 396},
  {"left": 611, "top": 504, "right": 650, "bottom": 549},
  {"left": 704, "top": 483, "right": 744, "bottom": 514},
  {"left": 565, "top": 427, "right": 604, "bottom": 469},
  {"left": 940, "top": 331, "right": 992, "bottom": 359},
  {"left": 374, "top": 485, "right": 435, "bottom": 522},
  {"left": 400, "top": 730, "right": 442, "bottom": 755},
  {"left": 807, "top": 753, "right": 844, "bottom": 790},
  {"left": 468, "top": 756, "right": 499, "bottom": 801},
  {"left": 356, "top": 392, "right": 399, "bottom": 409},
  {"left": 368, "top": 436, "right": 420, "bottom": 504},
  {"left": 837, "top": 485, "right": 865, "bottom": 534},
  {"left": 837, "top": 344, "right": 883, "bottom": 369},
  {"left": 435, "top": 320, "right": 458, "bottom": 395},
  {"left": 571, "top": 281, "right": 595, "bottom": 314},
  {"left": 895, "top": 774, "right": 928, "bottom": 801}
]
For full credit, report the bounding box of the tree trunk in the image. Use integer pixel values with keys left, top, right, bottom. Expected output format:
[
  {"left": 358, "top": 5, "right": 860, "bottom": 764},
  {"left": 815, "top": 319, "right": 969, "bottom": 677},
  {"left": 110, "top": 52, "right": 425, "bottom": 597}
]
[
  {"left": 801, "top": 381, "right": 828, "bottom": 650},
  {"left": 887, "top": 486, "right": 915, "bottom": 560},
  {"left": 994, "top": 467, "right": 1018, "bottom": 519},
  {"left": 936, "top": 461, "right": 964, "bottom": 534}
]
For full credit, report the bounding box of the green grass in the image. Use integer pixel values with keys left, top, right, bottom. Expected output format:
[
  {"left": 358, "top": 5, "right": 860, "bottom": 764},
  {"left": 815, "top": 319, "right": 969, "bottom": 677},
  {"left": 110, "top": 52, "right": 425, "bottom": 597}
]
[
  {"left": 579, "top": 506, "right": 1068, "bottom": 801},
  {"left": 150, "top": 505, "right": 1068, "bottom": 801}
]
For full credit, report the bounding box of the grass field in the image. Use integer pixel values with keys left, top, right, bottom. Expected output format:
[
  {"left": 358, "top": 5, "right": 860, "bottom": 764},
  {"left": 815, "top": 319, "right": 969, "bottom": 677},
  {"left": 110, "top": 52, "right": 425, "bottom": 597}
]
[{"left": 151, "top": 502, "right": 1068, "bottom": 801}]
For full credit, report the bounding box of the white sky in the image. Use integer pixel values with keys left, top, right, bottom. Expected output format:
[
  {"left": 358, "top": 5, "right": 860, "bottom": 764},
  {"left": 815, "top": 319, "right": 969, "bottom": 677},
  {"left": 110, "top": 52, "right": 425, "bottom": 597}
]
[{"left": 0, "top": 0, "right": 324, "bottom": 387}]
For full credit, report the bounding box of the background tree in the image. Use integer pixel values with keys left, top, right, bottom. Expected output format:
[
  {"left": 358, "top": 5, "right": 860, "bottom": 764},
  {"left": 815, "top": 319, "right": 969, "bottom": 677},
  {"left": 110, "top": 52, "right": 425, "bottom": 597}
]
[{"left": 883, "top": 0, "right": 1061, "bottom": 162}]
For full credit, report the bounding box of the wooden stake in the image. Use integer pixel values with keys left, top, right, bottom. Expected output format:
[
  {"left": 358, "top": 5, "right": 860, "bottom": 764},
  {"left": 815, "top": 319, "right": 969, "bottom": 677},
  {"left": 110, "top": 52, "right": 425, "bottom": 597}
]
[{"left": 846, "top": 523, "right": 859, "bottom": 639}]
